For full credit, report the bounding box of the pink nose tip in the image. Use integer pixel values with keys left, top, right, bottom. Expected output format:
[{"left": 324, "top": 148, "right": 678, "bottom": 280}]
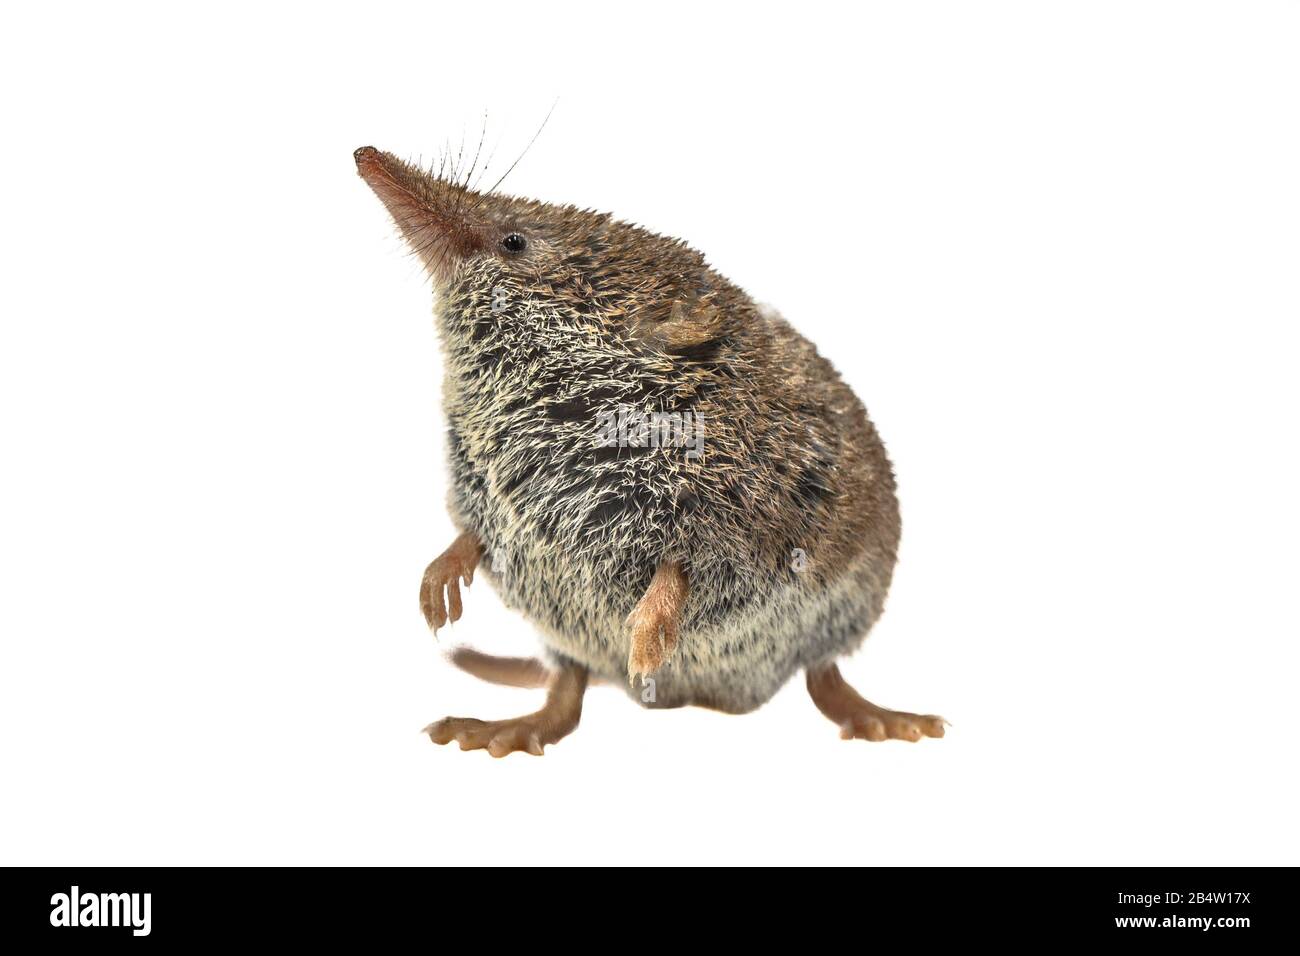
[{"left": 353, "top": 146, "right": 379, "bottom": 165}]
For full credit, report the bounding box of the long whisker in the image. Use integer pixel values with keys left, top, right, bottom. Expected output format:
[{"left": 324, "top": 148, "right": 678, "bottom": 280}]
[
  {"left": 470, "top": 132, "right": 502, "bottom": 194},
  {"left": 472, "top": 99, "right": 558, "bottom": 210},
  {"left": 462, "top": 111, "right": 488, "bottom": 191}
]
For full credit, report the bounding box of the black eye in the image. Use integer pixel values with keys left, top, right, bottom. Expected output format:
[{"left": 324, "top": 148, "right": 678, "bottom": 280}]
[{"left": 501, "top": 233, "right": 527, "bottom": 253}]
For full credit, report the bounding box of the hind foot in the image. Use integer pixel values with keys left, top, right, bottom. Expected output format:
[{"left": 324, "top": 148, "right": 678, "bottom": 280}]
[
  {"left": 806, "top": 663, "right": 946, "bottom": 743},
  {"left": 425, "top": 715, "right": 551, "bottom": 757},
  {"left": 424, "top": 663, "right": 588, "bottom": 758}
]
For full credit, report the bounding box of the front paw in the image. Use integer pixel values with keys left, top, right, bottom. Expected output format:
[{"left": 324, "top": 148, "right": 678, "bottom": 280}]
[
  {"left": 625, "top": 603, "right": 678, "bottom": 684},
  {"left": 418, "top": 534, "right": 481, "bottom": 632}
]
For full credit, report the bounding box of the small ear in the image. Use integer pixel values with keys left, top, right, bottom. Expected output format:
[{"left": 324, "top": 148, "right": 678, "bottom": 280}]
[{"left": 650, "top": 295, "right": 725, "bottom": 355}]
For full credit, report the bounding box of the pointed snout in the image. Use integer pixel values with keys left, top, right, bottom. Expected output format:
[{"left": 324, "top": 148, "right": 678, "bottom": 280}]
[
  {"left": 353, "top": 145, "right": 411, "bottom": 199},
  {"left": 353, "top": 146, "right": 426, "bottom": 202},
  {"left": 352, "top": 144, "right": 489, "bottom": 282}
]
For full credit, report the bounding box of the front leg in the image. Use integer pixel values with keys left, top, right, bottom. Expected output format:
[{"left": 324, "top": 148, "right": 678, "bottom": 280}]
[
  {"left": 625, "top": 559, "right": 689, "bottom": 683},
  {"left": 419, "top": 531, "right": 483, "bottom": 632}
]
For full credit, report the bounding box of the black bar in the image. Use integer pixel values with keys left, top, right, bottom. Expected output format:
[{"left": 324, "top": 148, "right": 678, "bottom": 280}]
[{"left": 2, "top": 867, "right": 1290, "bottom": 945}]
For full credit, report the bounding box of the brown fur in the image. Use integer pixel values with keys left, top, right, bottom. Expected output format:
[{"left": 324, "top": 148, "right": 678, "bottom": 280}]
[{"left": 356, "top": 145, "right": 941, "bottom": 749}]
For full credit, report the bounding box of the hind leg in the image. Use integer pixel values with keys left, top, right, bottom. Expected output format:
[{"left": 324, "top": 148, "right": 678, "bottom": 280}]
[
  {"left": 424, "top": 661, "right": 588, "bottom": 757},
  {"left": 806, "top": 663, "right": 945, "bottom": 742}
]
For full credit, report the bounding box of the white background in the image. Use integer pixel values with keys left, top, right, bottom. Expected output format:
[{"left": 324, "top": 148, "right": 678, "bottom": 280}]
[{"left": 2, "top": 1, "right": 1297, "bottom": 866}]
